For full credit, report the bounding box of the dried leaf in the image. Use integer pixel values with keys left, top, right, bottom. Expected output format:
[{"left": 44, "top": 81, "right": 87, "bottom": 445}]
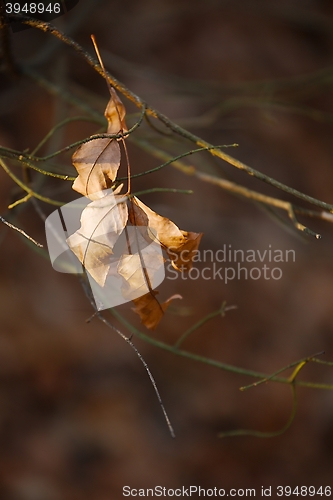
[
  {"left": 128, "top": 199, "right": 149, "bottom": 227},
  {"left": 132, "top": 197, "right": 203, "bottom": 270},
  {"left": 132, "top": 292, "right": 182, "bottom": 330},
  {"left": 132, "top": 196, "right": 184, "bottom": 245},
  {"left": 128, "top": 198, "right": 157, "bottom": 246},
  {"left": 105, "top": 87, "right": 128, "bottom": 134},
  {"left": 72, "top": 138, "right": 120, "bottom": 199},
  {"left": 72, "top": 88, "right": 127, "bottom": 199},
  {"left": 67, "top": 189, "right": 128, "bottom": 286}
]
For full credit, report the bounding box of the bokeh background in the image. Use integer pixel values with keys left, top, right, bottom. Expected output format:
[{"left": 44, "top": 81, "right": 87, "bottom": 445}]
[{"left": 1, "top": 0, "right": 333, "bottom": 498}]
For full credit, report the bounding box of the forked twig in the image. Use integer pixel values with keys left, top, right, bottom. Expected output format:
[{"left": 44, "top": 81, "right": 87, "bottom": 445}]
[
  {"left": 240, "top": 351, "right": 325, "bottom": 391},
  {"left": 218, "top": 353, "right": 320, "bottom": 438}
]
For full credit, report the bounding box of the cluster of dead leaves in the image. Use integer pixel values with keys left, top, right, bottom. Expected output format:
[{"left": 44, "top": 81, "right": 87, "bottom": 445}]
[{"left": 67, "top": 87, "right": 202, "bottom": 329}]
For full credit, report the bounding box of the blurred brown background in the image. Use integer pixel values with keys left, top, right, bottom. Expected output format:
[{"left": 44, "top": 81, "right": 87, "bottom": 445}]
[{"left": 1, "top": 0, "right": 333, "bottom": 498}]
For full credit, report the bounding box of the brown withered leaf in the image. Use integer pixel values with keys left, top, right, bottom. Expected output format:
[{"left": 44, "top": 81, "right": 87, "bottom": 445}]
[
  {"left": 128, "top": 198, "right": 149, "bottom": 227},
  {"left": 132, "top": 292, "right": 182, "bottom": 330},
  {"left": 132, "top": 197, "right": 203, "bottom": 270},
  {"left": 72, "top": 139, "right": 120, "bottom": 199},
  {"left": 132, "top": 197, "right": 184, "bottom": 246},
  {"left": 72, "top": 88, "right": 127, "bottom": 199},
  {"left": 66, "top": 188, "right": 128, "bottom": 287},
  {"left": 105, "top": 87, "right": 128, "bottom": 134},
  {"left": 128, "top": 198, "right": 158, "bottom": 247}
]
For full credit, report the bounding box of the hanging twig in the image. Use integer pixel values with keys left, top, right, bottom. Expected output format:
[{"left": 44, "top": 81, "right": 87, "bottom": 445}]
[{"left": 79, "top": 274, "right": 175, "bottom": 438}]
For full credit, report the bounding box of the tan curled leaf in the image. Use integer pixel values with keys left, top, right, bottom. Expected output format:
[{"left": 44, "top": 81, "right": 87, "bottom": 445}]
[
  {"left": 67, "top": 189, "right": 128, "bottom": 286},
  {"left": 71, "top": 88, "right": 127, "bottom": 199},
  {"left": 72, "top": 138, "right": 120, "bottom": 199},
  {"left": 105, "top": 87, "right": 128, "bottom": 135},
  {"left": 132, "top": 197, "right": 184, "bottom": 246},
  {"left": 132, "top": 292, "right": 182, "bottom": 330},
  {"left": 132, "top": 197, "right": 203, "bottom": 270}
]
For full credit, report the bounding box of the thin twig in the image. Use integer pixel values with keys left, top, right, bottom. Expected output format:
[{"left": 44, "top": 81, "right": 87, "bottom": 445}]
[
  {"left": 117, "top": 144, "right": 237, "bottom": 181},
  {"left": 197, "top": 172, "right": 321, "bottom": 238},
  {"left": 78, "top": 274, "right": 175, "bottom": 438},
  {"left": 174, "top": 302, "right": 237, "bottom": 348},
  {"left": 240, "top": 351, "right": 325, "bottom": 391},
  {"left": 97, "top": 313, "right": 175, "bottom": 438},
  {"left": 131, "top": 188, "right": 193, "bottom": 196},
  {"left": 0, "top": 215, "right": 43, "bottom": 247},
  {"left": 0, "top": 128, "right": 140, "bottom": 163},
  {"left": 0, "top": 158, "right": 64, "bottom": 206}
]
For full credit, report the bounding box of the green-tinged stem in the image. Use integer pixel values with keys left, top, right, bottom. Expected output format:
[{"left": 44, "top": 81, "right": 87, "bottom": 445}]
[
  {"left": 31, "top": 115, "right": 102, "bottom": 156},
  {"left": 131, "top": 188, "right": 193, "bottom": 197},
  {"left": 109, "top": 309, "right": 333, "bottom": 390},
  {"left": 175, "top": 302, "right": 236, "bottom": 348},
  {"left": 0, "top": 158, "right": 64, "bottom": 206},
  {"left": 240, "top": 351, "right": 325, "bottom": 391},
  {"left": 219, "top": 385, "right": 298, "bottom": 438},
  {"left": 117, "top": 144, "right": 235, "bottom": 180}
]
